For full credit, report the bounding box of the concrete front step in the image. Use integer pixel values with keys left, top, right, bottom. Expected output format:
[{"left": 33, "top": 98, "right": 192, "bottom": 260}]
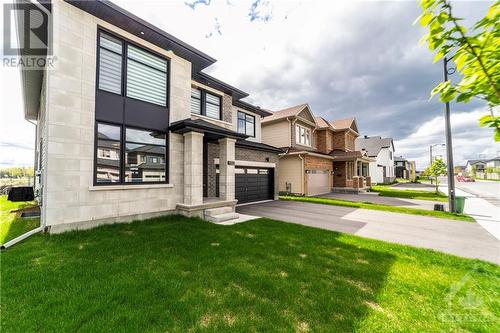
[
  {"left": 331, "top": 187, "right": 369, "bottom": 194},
  {"left": 205, "top": 212, "right": 240, "bottom": 223},
  {"left": 205, "top": 206, "right": 233, "bottom": 217}
]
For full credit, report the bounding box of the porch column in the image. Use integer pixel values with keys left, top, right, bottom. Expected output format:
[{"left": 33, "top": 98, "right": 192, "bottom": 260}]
[
  {"left": 218, "top": 137, "right": 236, "bottom": 201},
  {"left": 183, "top": 131, "right": 204, "bottom": 205}
]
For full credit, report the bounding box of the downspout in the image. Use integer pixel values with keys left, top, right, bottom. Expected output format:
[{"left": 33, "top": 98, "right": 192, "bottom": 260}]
[
  {"left": 298, "top": 154, "right": 305, "bottom": 195},
  {"left": 2, "top": 120, "right": 44, "bottom": 250}
]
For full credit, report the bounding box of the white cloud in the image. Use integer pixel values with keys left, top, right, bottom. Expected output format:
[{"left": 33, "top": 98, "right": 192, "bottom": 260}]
[{"left": 395, "top": 107, "right": 500, "bottom": 170}]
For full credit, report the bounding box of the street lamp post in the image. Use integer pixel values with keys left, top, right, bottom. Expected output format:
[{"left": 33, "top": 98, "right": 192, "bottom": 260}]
[
  {"left": 429, "top": 143, "right": 445, "bottom": 184},
  {"left": 443, "top": 57, "right": 456, "bottom": 213}
]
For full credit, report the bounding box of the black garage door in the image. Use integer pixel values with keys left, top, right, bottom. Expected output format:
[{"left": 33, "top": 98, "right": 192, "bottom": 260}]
[
  {"left": 235, "top": 167, "right": 274, "bottom": 204},
  {"left": 216, "top": 167, "right": 274, "bottom": 204}
]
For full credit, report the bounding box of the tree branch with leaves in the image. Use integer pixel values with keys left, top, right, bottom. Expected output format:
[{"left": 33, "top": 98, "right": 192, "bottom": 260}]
[{"left": 418, "top": 0, "right": 500, "bottom": 140}]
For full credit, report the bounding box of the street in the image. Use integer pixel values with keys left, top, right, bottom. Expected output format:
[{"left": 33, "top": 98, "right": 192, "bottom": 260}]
[{"left": 439, "top": 176, "right": 500, "bottom": 206}]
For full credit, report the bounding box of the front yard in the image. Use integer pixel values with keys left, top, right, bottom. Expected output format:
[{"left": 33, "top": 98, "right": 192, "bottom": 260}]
[
  {"left": 280, "top": 195, "right": 474, "bottom": 222},
  {"left": 0, "top": 195, "right": 39, "bottom": 245},
  {"left": 1, "top": 216, "right": 498, "bottom": 332},
  {"left": 370, "top": 184, "right": 448, "bottom": 202}
]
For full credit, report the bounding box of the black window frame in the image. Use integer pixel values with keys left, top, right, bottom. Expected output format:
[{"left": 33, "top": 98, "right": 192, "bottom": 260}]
[
  {"left": 237, "top": 111, "right": 255, "bottom": 137},
  {"left": 94, "top": 121, "right": 169, "bottom": 186},
  {"left": 96, "top": 27, "right": 170, "bottom": 108},
  {"left": 94, "top": 28, "right": 170, "bottom": 186},
  {"left": 190, "top": 86, "right": 222, "bottom": 120}
]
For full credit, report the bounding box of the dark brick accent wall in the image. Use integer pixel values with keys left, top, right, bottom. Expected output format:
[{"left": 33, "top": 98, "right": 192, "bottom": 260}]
[
  {"left": 205, "top": 143, "right": 280, "bottom": 199},
  {"left": 222, "top": 94, "right": 232, "bottom": 123}
]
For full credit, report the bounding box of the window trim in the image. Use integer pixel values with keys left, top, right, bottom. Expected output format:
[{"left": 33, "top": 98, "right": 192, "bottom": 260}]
[
  {"left": 237, "top": 111, "right": 255, "bottom": 137},
  {"left": 96, "top": 27, "right": 170, "bottom": 109},
  {"left": 190, "top": 86, "right": 222, "bottom": 120},
  {"left": 94, "top": 121, "right": 169, "bottom": 186},
  {"left": 295, "top": 124, "right": 311, "bottom": 146}
]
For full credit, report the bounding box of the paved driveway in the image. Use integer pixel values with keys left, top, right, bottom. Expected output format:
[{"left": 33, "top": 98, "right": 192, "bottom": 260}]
[{"left": 236, "top": 200, "right": 500, "bottom": 264}]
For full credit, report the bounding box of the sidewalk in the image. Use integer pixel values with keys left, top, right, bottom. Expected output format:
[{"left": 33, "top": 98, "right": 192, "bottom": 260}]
[{"left": 440, "top": 185, "right": 500, "bottom": 240}]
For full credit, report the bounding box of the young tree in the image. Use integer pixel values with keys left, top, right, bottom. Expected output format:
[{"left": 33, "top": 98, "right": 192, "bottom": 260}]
[
  {"left": 428, "top": 159, "right": 447, "bottom": 193},
  {"left": 418, "top": 0, "right": 500, "bottom": 140}
]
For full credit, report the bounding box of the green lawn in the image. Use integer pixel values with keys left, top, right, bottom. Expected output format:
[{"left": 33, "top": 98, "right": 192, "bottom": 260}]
[
  {"left": 280, "top": 196, "right": 474, "bottom": 222},
  {"left": 0, "top": 195, "right": 39, "bottom": 245},
  {"left": 1, "top": 216, "right": 498, "bottom": 332},
  {"left": 371, "top": 185, "right": 448, "bottom": 202}
]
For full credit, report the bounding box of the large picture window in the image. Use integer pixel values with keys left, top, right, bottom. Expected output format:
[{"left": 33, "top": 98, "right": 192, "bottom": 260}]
[
  {"left": 125, "top": 128, "right": 166, "bottom": 183},
  {"left": 237, "top": 111, "right": 255, "bottom": 137},
  {"left": 95, "top": 122, "right": 168, "bottom": 185},
  {"left": 97, "top": 31, "right": 168, "bottom": 107},
  {"left": 190, "top": 87, "right": 222, "bottom": 120}
]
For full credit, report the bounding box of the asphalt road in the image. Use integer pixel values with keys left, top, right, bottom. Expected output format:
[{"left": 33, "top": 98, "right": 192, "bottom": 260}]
[{"left": 441, "top": 177, "right": 500, "bottom": 207}]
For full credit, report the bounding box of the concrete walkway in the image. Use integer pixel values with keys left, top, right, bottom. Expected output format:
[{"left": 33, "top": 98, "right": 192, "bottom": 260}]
[
  {"left": 317, "top": 192, "right": 448, "bottom": 211},
  {"left": 236, "top": 200, "right": 500, "bottom": 264},
  {"left": 440, "top": 185, "right": 500, "bottom": 241}
]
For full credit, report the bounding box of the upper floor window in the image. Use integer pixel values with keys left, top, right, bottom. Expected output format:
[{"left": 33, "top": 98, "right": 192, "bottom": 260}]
[
  {"left": 237, "top": 111, "right": 255, "bottom": 137},
  {"left": 97, "top": 31, "right": 168, "bottom": 107},
  {"left": 296, "top": 124, "right": 311, "bottom": 146},
  {"left": 190, "top": 87, "right": 222, "bottom": 120}
]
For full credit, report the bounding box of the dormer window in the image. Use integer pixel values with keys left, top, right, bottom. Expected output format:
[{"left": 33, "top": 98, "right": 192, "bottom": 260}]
[{"left": 296, "top": 124, "right": 311, "bottom": 146}]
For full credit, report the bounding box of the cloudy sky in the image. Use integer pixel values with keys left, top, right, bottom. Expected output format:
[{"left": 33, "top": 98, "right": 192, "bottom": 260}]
[{"left": 0, "top": 0, "right": 498, "bottom": 169}]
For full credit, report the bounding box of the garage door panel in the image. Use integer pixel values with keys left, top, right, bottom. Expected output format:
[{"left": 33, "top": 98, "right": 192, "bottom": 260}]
[
  {"left": 235, "top": 168, "right": 273, "bottom": 204},
  {"left": 307, "top": 171, "right": 330, "bottom": 196}
]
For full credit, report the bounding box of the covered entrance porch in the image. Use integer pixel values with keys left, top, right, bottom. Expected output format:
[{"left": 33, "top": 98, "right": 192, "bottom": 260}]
[
  {"left": 331, "top": 151, "right": 373, "bottom": 193},
  {"left": 170, "top": 118, "right": 247, "bottom": 222}
]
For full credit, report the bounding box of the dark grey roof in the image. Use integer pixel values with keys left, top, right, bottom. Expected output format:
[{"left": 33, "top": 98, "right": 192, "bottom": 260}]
[
  {"left": 233, "top": 100, "right": 272, "bottom": 117},
  {"left": 394, "top": 156, "right": 407, "bottom": 162},
  {"left": 169, "top": 118, "right": 248, "bottom": 140},
  {"left": 467, "top": 156, "right": 500, "bottom": 164},
  {"left": 66, "top": 0, "right": 215, "bottom": 73},
  {"left": 235, "top": 140, "right": 283, "bottom": 153},
  {"left": 355, "top": 136, "right": 394, "bottom": 157}
]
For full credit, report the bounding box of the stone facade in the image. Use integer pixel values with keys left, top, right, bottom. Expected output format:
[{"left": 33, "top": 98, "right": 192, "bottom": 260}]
[{"left": 34, "top": 0, "right": 281, "bottom": 232}]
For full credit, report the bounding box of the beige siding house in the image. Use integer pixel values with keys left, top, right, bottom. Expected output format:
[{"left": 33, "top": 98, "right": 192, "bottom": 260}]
[{"left": 262, "top": 105, "right": 373, "bottom": 195}]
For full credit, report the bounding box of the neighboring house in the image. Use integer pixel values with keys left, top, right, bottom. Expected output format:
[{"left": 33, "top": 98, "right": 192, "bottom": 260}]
[
  {"left": 261, "top": 104, "right": 371, "bottom": 195},
  {"left": 465, "top": 159, "right": 487, "bottom": 174},
  {"left": 466, "top": 156, "right": 500, "bottom": 180},
  {"left": 327, "top": 118, "right": 372, "bottom": 191},
  {"left": 394, "top": 156, "right": 410, "bottom": 179},
  {"left": 19, "top": 0, "right": 282, "bottom": 232},
  {"left": 355, "top": 136, "right": 395, "bottom": 184}
]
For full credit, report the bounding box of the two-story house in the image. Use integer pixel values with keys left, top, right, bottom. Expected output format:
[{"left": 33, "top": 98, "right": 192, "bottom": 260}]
[
  {"left": 261, "top": 104, "right": 371, "bottom": 195},
  {"left": 18, "top": 0, "right": 282, "bottom": 232},
  {"left": 355, "top": 136, "right": 395, "bottom": 184},
  {"left": 395, "top": 156, "right": 410, "bottom": 179}
]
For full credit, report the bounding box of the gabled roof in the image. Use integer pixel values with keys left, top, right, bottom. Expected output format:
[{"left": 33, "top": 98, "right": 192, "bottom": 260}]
[
  {"left": 314, "top": 116, "right": 334, "bottom": 130},
  {"left": 330, "top": 117, "right": 358, "bottom": 133},
  {"left": 262, "top": 104, "right": 310, "bottom": 123},
  {"left": 355, "top": 136, "right": 394, "bottom": 157},
  {"left": 466, "top": 156, "right": 500, "bottom": 165}
]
